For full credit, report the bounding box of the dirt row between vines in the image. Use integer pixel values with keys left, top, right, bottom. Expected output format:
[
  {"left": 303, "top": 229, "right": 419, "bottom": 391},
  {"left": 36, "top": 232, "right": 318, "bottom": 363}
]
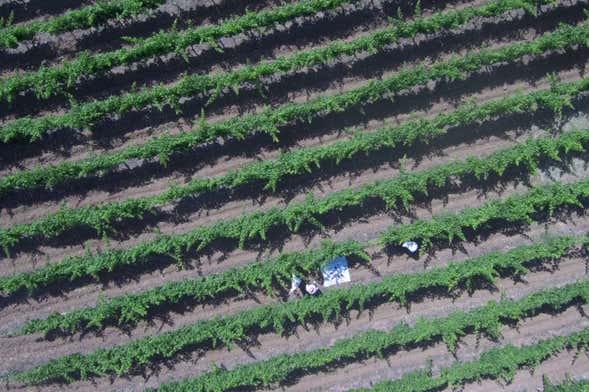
[
  {"left": 1, "top": 3, "right": 584, "bottom": 348},
  {"left": 0, "top": 0, "right": 284, "bottom": 76},
  {"left": 1, "top": 107, "right": 586, "bottom": 316},
  {"left": 0, "top": 0, "right": 476, "bottom": 164},
  {"left": 2, "top": 11, "right": 586, "bottom": 236},
  {"left": 4, "top": 251, "right": 587, "bottom": 390},
  {"left": 0, "top": 0, "right": 406, "bottom": 112},
  {"left": 1, "top": 0, "right": 572, "bottom": 172},
  {"left": 282, "top": 304, "right": 589, "bottom": 391},
  {"left": 0, "top": 83, "right": 586, "bottom": 354},
  {"left": 3, "top": 162, "right": 589, "bottom": 337},
  {"left": 0, "top": 0, "right": 94, "bottom": 28},
  {"left": 1, "top": 0, "right": 477, "bottom": 121},
  {"left": 451, "top": 350, "right": 589, "bottom": 392},
  {"left": 0, "top": 0, "right": 399, "bottom": 121},
  {"left": 2, "top": 2, "right": 589, "bottom": 390},
  {"left": 1, "top": 62, "right": 586, "bottom": 280},
  {"left": 1, "top": 9, "right": 584, "bottom": 182},
  {"left": 4, "top": 129, "right": 589, "bottom": 375},
  {"left": 3, "top": 165, "right": 589, "bottom": 373}
]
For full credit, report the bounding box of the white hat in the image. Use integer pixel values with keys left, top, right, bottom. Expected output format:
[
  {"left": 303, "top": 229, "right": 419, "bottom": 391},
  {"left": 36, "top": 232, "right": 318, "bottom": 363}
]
[
  {"left": 402, "top": 241, "right": 419, "bottom": 253},
  {"left": 305, "top": 283, "right": 318, "bottom": 295}
]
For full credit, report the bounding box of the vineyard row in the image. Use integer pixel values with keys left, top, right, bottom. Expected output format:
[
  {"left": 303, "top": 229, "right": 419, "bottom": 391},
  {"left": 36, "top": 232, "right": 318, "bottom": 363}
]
[
  {"left": 18, "top": 230, "right": 582, "bottom": 338},
  {"left": 158, "top": 303, "right": 589, "bottom": 391},
  {"left": 355, "top": 333, "right": 589, "bottom": 392},
  {"left": 1, "top": 68, "right": 588, "bottom": 256},
  {"left": 14, "top": 277, "right": 589, "bottom": 385},
  {"left": 0, "top": 0, "right": 165, "bottom": 49},
  {"left": 0, "top": 0, "right": 570, "bottom": 195},
  {"left": 0, "top": 0, "right": 360, "bottom": 104},
  {"left": 2, "top": 109, "right": 587, "bottom": 287},
  {"left": 3, "top": 124, "right": 588, "bottom": 297},
  {"left": 0, "top": 0, "right": 580, "bottom": 144}
]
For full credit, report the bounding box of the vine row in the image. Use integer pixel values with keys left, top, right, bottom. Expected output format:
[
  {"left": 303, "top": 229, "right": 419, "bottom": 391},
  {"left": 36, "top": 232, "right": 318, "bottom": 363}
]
[
  {"left": 15, "top": 277, "right": 589, "bottom": 385},
  {"left": 20, "top": 240, "right": 370, "bottom": 334},
  {"left": 18, "top": 229, "right": 582, "bottom": 338},
  {"left": 355, "top": 332, "right": 589, "bottom": 392},
  {"left": 0, "top": 0, "right": 165, "bottom": 49},
  {"left": 543, "top": 377, "right": 589, "bottom": 392},
  {"left": 0, "top": 0, "right": 571, "bottom": 195},
  {"left": 1, "top": 71, "right": 587, "bottom": 254},
  {"left": 378, "top": 177, "right": 589, "bottom": 254},
  {"left": 2, "top": 126, "right": 588, "bottom": 294},
  {"left": 0, "top": 4, "right": 583, "bottom": 144},
  {"left": 0, "top": 0, "right": 359, "bottom": 104}
]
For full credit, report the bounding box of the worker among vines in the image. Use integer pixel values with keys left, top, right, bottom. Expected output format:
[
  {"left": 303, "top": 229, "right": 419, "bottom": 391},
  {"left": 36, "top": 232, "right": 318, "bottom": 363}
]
[{"left": 289, "top": 274, "right": 322, "bottom": 300}]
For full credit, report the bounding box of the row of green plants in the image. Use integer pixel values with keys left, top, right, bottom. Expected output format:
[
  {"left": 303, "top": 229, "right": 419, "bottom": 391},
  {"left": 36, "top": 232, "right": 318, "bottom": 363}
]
[
  {"left": 0, "top": 0, "right": 548, "bottom": 107},
  {"left": 152, "top": 285, "right": 589, "bottom": 391},
  {"left": 18, "top": 226, "right": 582, "bottom": 337},
  {"left": 2, "top": 125, "right": 588, "bottom": 295},
  {"left": 0, "top": 0, "right": 571, "bottom": 195},
  {"left": 15, "top": 275, "right": 589, "bottom": 386},
  {"left": 356, "top": 369, "right": 448, "bottom": 392},
  {"left": 0, "top": 0, "right": 359, "bottom": 104},
  {"left": 0, "top": 0, "right": 166, "bottom": 49},
  {"left": 543, "top": 377, "right": 589, "bottom": 392},
  {"left": 379, "top": 177, "right": 589, "bottom": 255},
  {"left": 19, "top": 240, "right": 370, "bottom": 334},
  {"left": 5, "top": 115, "right": 589, "bottom": 302},
  {"left": 1, "top": 69, "right": 586, "bottom": 254},
  {"left": 355, "top": 334, "right": 589, "bottom": 392},
  {"left": 1, "top": 3, "right": 583, "bottom": 144}
]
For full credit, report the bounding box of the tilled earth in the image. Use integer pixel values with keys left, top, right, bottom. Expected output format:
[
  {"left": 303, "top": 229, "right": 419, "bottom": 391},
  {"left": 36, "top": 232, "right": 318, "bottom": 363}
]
[{"left": 1, "top": 0, "right": 589, "bottom": 391}]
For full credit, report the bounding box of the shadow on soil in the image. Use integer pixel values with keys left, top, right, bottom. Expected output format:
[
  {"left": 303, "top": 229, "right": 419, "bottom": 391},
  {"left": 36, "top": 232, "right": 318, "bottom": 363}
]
[
  {"left": 0, "top": 0, "right": 406, "bottom": 115},
  {"left": 2, "top": 37, "right": 588, "bottom": 209},
  {"left": 1, "top": 0, "right": 584, "bottom": 159},
  {"left": 2, "top": 150, "right": 588, "bottom": 316},
  {"left": 20, "top": 241, "right": 588, "bottom": 389},
  {"left": 0, "top": 0, "right": 90, "bottom": 24},
  {"left": 0, "top": 0, "right": 280, "bottom": 72}
]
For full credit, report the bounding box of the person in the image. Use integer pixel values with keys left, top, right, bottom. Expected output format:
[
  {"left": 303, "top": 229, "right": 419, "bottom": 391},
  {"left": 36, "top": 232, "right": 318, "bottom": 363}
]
[
  {"left": 289, "top": 274, "right": 301, "bottom": 294},
  {"left": 288, "top": 274, "right": 303, "bottom": 301},
  {"left": 287, "top": 275, "right": 322, "bottom": 300},
  {"left": 305, "top": 280, "right": 322, "bottom": 296},
  {"left": 402, "top": 241, "right": 419, "bottom": 253}
]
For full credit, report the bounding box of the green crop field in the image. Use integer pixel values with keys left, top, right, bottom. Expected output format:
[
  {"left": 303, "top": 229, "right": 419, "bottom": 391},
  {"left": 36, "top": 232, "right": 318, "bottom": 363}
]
[{"left": 0, "top": 0, "right": 588, "bottom": 390}]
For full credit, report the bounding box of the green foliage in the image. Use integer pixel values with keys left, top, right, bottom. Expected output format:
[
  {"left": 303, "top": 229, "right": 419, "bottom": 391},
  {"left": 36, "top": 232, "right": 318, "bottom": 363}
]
[
  {"left": 18, "top": 230, "right": 578, "bottom": 336},
  {"left": 379, "top": 177, "right": 589, "bottom": 255},
  {"left": 364, "top": 369, "right": 446, "bottom": 392},
  {"left": 0, "top": 0, "right": 356, "bottom": 105},
  {"left": 357, "top": 331, "right": 589, "bottom": 392},
  {"left": 1, "top": 71, "right": 588, "bottom": 254},
  {"left": 2, "top": 122, "right": 588, "bottom": 293},
  {"left": 2, "top": 22, "right": 587, "bottom": 203},
  {"left": 0, "top": 0, "right": 572, "bottom": 143},
  {"left": 25, "top": 278, "right": 582, "bottom": 389},
  {"left": 4, "top": 1, "right": 589, "bottom": 390},
  {"left": 543, "top": 376, "right": 589, "bottom": 391},
  {"left": 0, "top": 0, "right": 165, "bottom": 49},
  {"left": 19, "top": 240, "right": 370, "bottom": 335}
]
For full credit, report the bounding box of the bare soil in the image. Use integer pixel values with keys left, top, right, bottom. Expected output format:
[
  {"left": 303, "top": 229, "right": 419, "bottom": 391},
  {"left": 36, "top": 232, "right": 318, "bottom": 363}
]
[
  {"left": 2, "top": 0, "right": 584, "bottom": 170},
  {"left": 4, "top": 257, "right": 586, "bottom": 390},
  {"left": 2, "top": 0, "right": 589, "bottom": 390}
]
